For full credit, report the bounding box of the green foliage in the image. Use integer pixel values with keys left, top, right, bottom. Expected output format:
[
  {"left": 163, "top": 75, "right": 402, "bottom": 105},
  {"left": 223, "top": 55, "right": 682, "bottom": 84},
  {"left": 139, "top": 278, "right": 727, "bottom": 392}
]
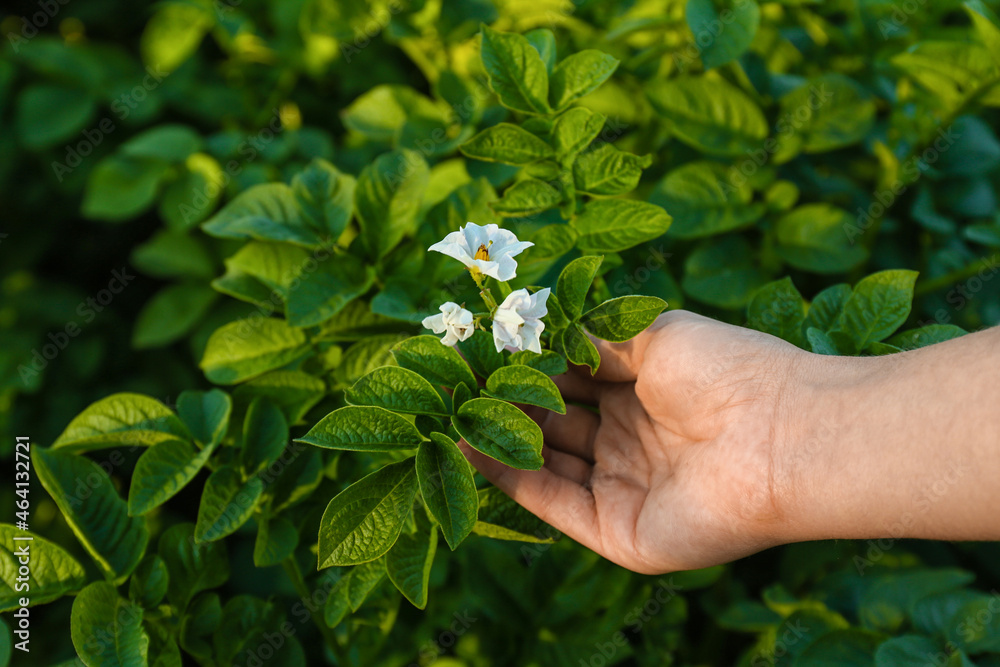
[{"left": 9, "top": 1, "right": 1000, "bottom": 665}]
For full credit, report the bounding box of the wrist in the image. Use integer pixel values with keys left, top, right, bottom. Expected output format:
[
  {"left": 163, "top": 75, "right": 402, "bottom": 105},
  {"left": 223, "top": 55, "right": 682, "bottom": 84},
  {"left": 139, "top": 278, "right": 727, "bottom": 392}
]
[{"left": 770, "top": 349, "right": 894, "bottom": 545}]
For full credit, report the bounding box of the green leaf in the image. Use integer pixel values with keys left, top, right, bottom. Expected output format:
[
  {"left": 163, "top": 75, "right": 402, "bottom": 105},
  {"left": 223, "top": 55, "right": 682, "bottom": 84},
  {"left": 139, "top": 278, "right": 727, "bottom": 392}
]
[
  {"left": 0, "top": 619, "right": 9, "bottom": 666},
  {"left": 946, "top": 595, "right": 1000, "bottom": 653},
  {"left": 133, "top": 284, "right": 217, "bottom": 349},
  {"left": 771, "top": 608, "right": 850, "bottom": 666},
  {"left": 241, "top": 398, "right": 288, "bottom": 475},
  {"left": 323, "top": 574, "right": 353, "bottom": 628},
  {"left": 967, "top": 1, "right": 1000, "bottom": 60},
  {"left": 121, "top": 124, "right": 203, "bottom": 162},
  {"left": 317, "top": 300, "right": 401, "bottom": 342},
  {"left": 747, "top": 278, "right": 807, "bottom": 347},
  {"left": 179, "top": 592, "right": 222, "bottom": 659},
  {"left": 200, "top": 318, "right": 310, "bottom": 385},
  {"left": 270, "top": 449, "right": 324, "bottom": 513},
  {"left": 52, "top": 392, "right": 189, "bottom": 453},
  {"left": 806, "top": 327, "right": 840, "bottom": 355},
  {"left": 130, "top": 230, "right": 215, "bottom": 281},
  {"left": 177, "top": 389, "right": 231, "bottom": 448},
  {"left": 859, "top": 568, "right": 975, "bottom": 633},
  {"left": 460, "top": 123, "right": 555, "bottom": 165},
  {"left": 129, "top": 555, "right": 169, "bottom": 609},
  {"left": 128, "top": 438, "right": 218, "bottom": 516},
  {"left": 831, "top": 270, "right": 918, "bottom": 353},
  {"left": 558, "top": 323, "right": 601, "bottom": 374},
  {"left": 775, "top": 204, "right": 868, "bottom": 274},
  {"left": 573, "top": 200, "right": 672, "bottom": 253},
  {"left": 346, "top": 559, "right": 386, "bottom": 612},
  {"left": 386, "top": 517, "right": 438, "bottom": 609},
  {"left": 492, "top": 178, "right": 563, "bottom": 216},
  {"left": 212, "top": 597, "right": 287, "bottom": 665},
  {"left": 556, "top": 256, "right": 603, "bottom": 320},
  {"left": 219, "top": 241, "right": 309, "bottom": 297},
  {"left": 525, "top": 28, "right": 557, "bottom": 71},
  {"left": 452, "top": 398, "right": 544, "bottom": 470},
  {"left": 509, "top": 350, "right": 568, "bottom": 376},
  {"left": 549, "top": 49, "right": 620, "bottom": 110},
  {"left": 552, "top": 107, "right": 606, "bottom": 161},
  {"left": 650, "top": 160, "right": 764, "bottom": 239},
  {"left": 391, "top": 335, "right": 478, "bottom": 389},
  {"left": 805, "top": 284, "right": 852, "bottom": 332},
  {"left": 71, "top": 582, "right": 149, "bottom": 667},
  {"left": 159, "top": 155, "right": 225, "bottom": 230},
  {"left": 796, "top": 629, "right": 881, "bottom": 666},
  {"left": 347, "top": 366, "right": 449, "bottom": 417},
  {"left": 194, "top": 466, "right": 264, "bottom": 542},
  {"left": 685, "top": 0, "right": 760, "bottom": 70},
  {"left": 334, "top": 334, "right": 406, "bottom": 387},
  {"left": 485, "top": 365, "right": 566, "bottom": 413},
  {"left": 480, "top": 25, "right": 551, "bottom": 114},
  {"left": 682, "top": 235, "right": 769, "bottom": 309},
  {"left": 646, "top": 76, "right": 768, "bottom": 156},
  {"left": 292, "top": 158, "right": 355, "bottom": 239},
  {"left": 158, "top": 523, "right": 229, "bottom": 609},
  {"left": 457, "top": 329, "right": 507, "bottom": 379},
  {"left": 253, "top": 517, "right": 299, "bottom": 567},
  {"left": 355, "top": 149, "right": 430, "bottom": 260},
  {"left": 233, "top": 370, "right": 326, "bottom": 424},
  {"left": 82, "top": 154, "right": 171, "bottom": 222},
  {"left": 16, "top": 84, "right": 96, "bottom": 150},
  {"left": 342, "top": 84, "right": 443, "bottom": 142},
  {"left": 580, "top": 296, "right": 667, "bottom": 343},
  {"left": 285, "top": 256, "right": 375, "bottom": 328},
  {"left": 416, "top": 433, "right": 479, "bottom": 550},
  {"left": 452, "top": 382, "right": 472, "bottom": 412},
  {"left": 32, "top": 448, "right": 148, "bottom": 584},
  {"left": 318, "top": 459, "right": 419, "bottom": 567},
  {"left": 140, "top": 1, "right": 213, "bottom": 73},
  {"left": 0, "top": 525, "right": 86, "bottom": 612},
  {"left": 296, "top": 406, "right": 424, "bottom": 451},
  {"left": 776, "top": 75, "right": 876, "bottom": 157},
  {"left": 887, "top": 324, "right": 966, "bottom": 350},
  {"left": 202, "top": 183, "right": 324, "bottom": 249},
  {"left": 875, "top": 635, "right": 949, "bottom": 667},
  {"left": 891, "top": 41, "right": 1000, "bottom": 110},
  {"left": 472, "top": 486, "right": 556, "bottom": 543},
  {"left": 573, "top": 144, "right": 652, "bottom": 196},
  {"left": 717, "top": 600, "right": 782, "bottom": 632}
]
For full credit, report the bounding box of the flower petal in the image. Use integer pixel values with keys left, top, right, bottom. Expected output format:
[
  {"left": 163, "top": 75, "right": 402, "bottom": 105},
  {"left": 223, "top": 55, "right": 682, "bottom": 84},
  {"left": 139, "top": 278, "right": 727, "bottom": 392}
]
[
  {"left": 422, "top": 313, "right": 447, "bottom": 334},
  {"left": 493, "top": 254, "right": 519, "bottom": 282},
  {"left": 428, "top": 239, "right": 474, "bottom": 266}
]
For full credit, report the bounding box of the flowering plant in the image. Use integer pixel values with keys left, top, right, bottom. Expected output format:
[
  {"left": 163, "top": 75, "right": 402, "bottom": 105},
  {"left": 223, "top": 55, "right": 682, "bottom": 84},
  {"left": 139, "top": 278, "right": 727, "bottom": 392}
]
[{"left": 15, "top": 4, "right": 1000, "bottom": 665}]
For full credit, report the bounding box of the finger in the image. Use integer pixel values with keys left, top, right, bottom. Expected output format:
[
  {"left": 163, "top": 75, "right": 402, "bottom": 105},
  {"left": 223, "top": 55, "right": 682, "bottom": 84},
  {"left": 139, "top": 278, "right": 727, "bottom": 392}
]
[
  {"left": 552, "top": 372, "right": 604, "bottom": 406},
  {"left": 535, "top": 404, "right": 599, "bottom": 463},
  {"left": 585, "top": 310, "right": 692, "bottom": 383},
  {"left": 457, "top": 440, "right": 603, "bottom": 556},
  {"left": 542, "top": 445, "right": 593, "bottom": 486}
]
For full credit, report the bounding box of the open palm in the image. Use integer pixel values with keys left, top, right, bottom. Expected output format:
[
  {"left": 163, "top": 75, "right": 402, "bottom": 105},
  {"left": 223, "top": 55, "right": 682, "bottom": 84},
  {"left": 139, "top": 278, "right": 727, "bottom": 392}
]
[{"left": 459, "top": 310, "right": 804, "bottom": 574}]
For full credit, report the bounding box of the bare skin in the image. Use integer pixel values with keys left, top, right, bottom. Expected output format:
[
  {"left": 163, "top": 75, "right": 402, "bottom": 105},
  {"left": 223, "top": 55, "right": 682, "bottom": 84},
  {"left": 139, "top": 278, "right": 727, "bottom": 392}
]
[{"left": 459, "top": 310, "right": 1000, "bottom": 575}]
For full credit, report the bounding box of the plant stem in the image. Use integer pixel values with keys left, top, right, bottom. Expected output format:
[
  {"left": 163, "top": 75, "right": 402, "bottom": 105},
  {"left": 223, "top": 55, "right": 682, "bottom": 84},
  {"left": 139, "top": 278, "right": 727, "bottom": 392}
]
[
  {"left": 282, "top": 557, "right": 345, "bottom": 664},
  {"left": 914, "top": 253, "right": 1000, "bottom": 297}
]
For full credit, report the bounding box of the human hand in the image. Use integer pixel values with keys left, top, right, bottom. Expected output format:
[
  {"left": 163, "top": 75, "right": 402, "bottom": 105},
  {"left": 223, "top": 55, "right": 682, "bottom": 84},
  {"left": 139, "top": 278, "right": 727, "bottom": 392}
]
[{"left": 459, "top": 310, "right": 810, "bottom": 574}]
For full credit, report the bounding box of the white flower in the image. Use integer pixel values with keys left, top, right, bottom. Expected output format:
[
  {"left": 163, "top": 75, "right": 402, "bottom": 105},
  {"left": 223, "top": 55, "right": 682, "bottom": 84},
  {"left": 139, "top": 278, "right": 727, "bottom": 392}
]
[
  {"left": 422, "top": 302, "right": 475, "bottom": 346},
  {"left": 492, "top": 288, "right": 550, "bottom": 353},
  {"left": 428, "top": 222, "right": 533, "bottom": 282}
]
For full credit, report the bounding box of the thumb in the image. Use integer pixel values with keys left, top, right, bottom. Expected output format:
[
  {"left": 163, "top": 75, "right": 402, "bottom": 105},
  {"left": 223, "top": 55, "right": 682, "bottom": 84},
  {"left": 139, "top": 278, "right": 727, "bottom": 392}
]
[{"left": 577, "top": 310, "right": 689, "bottom": 382}]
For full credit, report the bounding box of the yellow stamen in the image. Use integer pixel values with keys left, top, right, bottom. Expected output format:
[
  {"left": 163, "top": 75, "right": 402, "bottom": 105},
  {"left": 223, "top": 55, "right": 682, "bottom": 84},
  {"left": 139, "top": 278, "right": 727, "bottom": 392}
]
[{"left": 474, "top": 243, "right": 491, "bottom": 261}]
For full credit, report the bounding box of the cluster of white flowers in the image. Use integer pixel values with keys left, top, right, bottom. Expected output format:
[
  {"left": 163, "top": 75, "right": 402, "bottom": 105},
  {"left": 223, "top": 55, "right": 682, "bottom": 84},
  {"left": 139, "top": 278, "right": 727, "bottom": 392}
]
[{"left": 421, "top": 222, "right": 550, "bottom": 353}]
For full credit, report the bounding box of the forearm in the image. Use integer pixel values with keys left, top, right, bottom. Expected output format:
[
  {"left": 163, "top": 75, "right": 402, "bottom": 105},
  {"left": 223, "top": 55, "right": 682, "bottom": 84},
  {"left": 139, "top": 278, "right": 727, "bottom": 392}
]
[{"left": 779, "top": 327, "right": 1000, "bottom": 543}]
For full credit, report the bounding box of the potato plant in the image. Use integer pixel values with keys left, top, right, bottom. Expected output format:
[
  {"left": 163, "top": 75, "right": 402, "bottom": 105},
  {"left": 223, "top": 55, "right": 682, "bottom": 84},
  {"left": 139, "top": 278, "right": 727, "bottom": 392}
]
[{"left": 2, "top": 1, "right": 1000, "bottom": 666}]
